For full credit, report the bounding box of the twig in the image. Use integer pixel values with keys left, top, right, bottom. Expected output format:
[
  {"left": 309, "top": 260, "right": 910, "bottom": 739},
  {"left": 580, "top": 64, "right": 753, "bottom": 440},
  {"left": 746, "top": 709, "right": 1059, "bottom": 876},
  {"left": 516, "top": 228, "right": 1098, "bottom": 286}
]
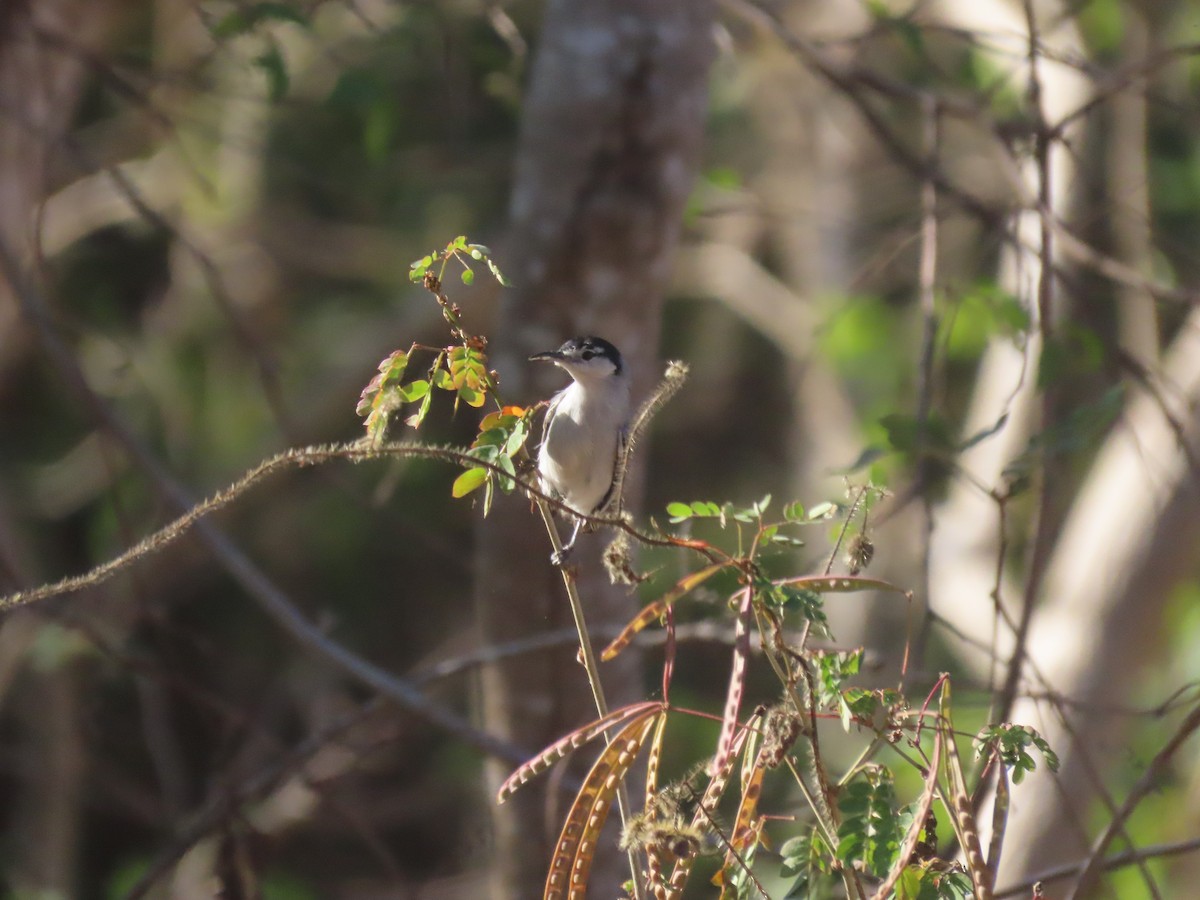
[
  {"left": 0, "top": 236, "right": 530, "bottom": 771},
  {"left": 1063, "top": 701, "right": 1200, "bottom": 899},
  {"left": 995, "top": 835, "right": 1200, "bottom": 898},
  {"left": 0, "top": 440, "right": 702, "bottom": 612}
]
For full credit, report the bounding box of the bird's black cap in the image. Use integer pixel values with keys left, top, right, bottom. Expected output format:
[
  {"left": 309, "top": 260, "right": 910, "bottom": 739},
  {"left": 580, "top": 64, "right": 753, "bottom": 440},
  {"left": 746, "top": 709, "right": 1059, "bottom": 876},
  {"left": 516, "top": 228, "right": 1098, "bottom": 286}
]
[{"left": 530, "top": 336, "right": 623, "bottom": 375}]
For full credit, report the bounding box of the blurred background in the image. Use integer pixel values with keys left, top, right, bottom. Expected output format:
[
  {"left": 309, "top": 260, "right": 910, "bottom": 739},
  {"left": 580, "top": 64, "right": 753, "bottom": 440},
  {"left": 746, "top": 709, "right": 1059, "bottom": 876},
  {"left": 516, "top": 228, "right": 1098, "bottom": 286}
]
[{"left": 2, "top": 0, "right": 1200, "bottom": 897}]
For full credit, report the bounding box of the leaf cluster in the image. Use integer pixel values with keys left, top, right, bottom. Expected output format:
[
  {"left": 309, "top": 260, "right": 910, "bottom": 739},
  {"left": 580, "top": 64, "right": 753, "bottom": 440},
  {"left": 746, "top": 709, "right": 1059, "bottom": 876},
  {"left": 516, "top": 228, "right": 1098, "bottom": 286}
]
[{"left": 974, "top": 723, "right": 1061, "bottom": 784}]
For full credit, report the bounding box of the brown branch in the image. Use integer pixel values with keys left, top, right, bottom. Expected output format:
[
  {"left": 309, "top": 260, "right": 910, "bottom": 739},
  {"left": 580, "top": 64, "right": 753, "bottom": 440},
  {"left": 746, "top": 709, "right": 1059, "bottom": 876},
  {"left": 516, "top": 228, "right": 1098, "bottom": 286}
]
[{"left": 0, "top": 234, "right": 529, "bottom": 770}]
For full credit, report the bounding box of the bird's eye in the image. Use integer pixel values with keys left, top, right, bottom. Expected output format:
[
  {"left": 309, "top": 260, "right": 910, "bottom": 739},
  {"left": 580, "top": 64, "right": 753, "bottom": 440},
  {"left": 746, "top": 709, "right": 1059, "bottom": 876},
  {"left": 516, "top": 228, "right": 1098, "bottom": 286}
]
[{"left": 581, "top": 350, "right": 595, "bottom": 360}]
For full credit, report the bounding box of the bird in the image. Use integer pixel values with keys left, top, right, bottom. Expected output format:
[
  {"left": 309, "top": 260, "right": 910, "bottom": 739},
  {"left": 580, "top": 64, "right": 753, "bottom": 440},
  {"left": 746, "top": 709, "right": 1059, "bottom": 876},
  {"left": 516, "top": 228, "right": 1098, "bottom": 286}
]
[{"left": 529, "top": 336, "right": 631, "bottom": 564}]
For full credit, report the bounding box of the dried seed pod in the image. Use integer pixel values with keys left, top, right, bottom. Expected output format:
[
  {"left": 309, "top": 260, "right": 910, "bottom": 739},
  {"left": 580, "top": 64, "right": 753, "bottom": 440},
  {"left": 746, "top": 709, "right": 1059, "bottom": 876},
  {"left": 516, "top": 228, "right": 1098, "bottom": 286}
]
[{"left": 846, "top": 533, "right": 875, "bottom": 575}]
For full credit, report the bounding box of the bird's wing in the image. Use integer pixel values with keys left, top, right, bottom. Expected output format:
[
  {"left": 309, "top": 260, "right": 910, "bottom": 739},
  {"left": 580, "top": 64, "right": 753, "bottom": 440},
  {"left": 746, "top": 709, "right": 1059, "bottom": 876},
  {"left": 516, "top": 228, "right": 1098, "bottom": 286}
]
[
  {"left": 538, "top": 391, "right": 564, "bottom": 451},
  {"left": 597, "top": 426, "right": 629, "bottom": 516}
]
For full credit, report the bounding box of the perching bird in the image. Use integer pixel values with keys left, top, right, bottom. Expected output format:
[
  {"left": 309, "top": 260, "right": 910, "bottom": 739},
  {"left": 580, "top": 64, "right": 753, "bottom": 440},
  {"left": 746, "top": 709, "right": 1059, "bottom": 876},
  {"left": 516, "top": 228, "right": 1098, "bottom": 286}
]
[{"left": 529, "top": 336, "right": 631, "bottom": 563}]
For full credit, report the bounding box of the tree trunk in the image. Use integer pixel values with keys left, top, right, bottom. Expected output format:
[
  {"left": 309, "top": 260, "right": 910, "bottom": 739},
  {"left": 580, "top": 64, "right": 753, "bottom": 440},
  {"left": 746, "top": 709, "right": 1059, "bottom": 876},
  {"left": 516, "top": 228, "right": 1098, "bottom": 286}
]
[{"left": 474, "top": 1, "right": 715, "bottom": 896}]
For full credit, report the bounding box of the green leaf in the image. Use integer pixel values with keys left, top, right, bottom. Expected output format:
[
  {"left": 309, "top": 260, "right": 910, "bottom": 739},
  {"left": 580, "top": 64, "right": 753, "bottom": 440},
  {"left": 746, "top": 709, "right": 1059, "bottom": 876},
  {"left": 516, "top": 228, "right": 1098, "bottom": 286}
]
[
  {"left": 813, "top": 649, "right": 864, "bottom": 708},
  {"left": 841, "top": 687, "right": 903, "bottom": 733},
  {"left": 807, "top": 501, "right": 836, "bottom": 520},
  {"left": 783, "top": 500, "right": 805, "bottom": 522},
  {"left": 457, "top": 385, "right": 486, "bottom": 408},
  {"left": 836, "top": 767, "right": 901, "bottom": 878},
  {"left": 400, "top": 380, "right": 429, "bottom": 402},
  {"left": 666, "top": 501, "right": 693, "bottom": 523},
  {"left": 378, "top": 349, "right": 408, "bottom": 378},
  {"left": 766, "top": 585, "right": 829, "bottom": 636},
  {"left": 496, "top": 454, "right": 517, "bottom": 491},
  {"left": 780, "top": 830, "right": 833, "bottom": 898},
  {"left": 769, "top": 532, "right": 805, "bottom": 547},
  {"left": 486, "top": 256, "right": 511, "bottom": 286},
  {"left": 460, "top": 267, "right": 475, "bottom": 285},
  {"left": 451, "top": 467, "right": 489, "bottom": 498},
  {"left": 975, "top": 723, "right": 1059, "bottom": 780},
  {"left": 404, "top": 389, "right": 432, "bottom": 429},
  {"left": 474, "top": 428, "right": 506, "bottom": 448},
  {"left": 503, "top": 420, "right": 529, "bottom": 457},
  {"left": 730, "top": 506, "right": 757, "bottom": 523},
  {"left": 482, "top": 473, "right": 495, "bottom": 516}
]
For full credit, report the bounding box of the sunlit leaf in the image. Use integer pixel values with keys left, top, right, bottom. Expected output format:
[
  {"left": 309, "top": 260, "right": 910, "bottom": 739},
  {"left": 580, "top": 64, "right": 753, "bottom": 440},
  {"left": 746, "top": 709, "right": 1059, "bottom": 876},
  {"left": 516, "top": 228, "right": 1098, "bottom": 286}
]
[
  {"left": 486, "top": 256, "right": 511, "bottom": 286},
  {"left": 433, "top": 368, "right": 454, "bottom": 390},
  {"left": 400, "top": 380, "right": 429, "bottom": 402},
  {"left": 457, "top": 385, "right": 485, "bottom": 407},
  {"left": 405, "top": 389, "right": 432, "bottom": 429},
  {"left": 666, "top": 501, "right": 693, "bottom": 522},
  {"left": 807, "top": 501, "right": 836, "bottom": 520},
  {"left": 451, "top": 467, "right": 488, "bottom": 498}
]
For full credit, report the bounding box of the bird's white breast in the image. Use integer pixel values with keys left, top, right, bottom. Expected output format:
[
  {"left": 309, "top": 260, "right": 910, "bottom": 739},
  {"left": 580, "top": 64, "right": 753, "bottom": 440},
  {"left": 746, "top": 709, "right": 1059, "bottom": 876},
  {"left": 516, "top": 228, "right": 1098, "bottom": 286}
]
[{"left": 538, "top": 377, "right": 630, "bottom": 515}]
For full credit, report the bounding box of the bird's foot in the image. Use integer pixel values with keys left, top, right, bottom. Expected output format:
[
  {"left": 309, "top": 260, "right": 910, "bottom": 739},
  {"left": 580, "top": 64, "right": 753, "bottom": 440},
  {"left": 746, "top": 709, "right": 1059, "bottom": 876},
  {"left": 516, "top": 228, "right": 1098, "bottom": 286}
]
[{"left": 550, "top": 545, "right": 574, "bottom": 567}]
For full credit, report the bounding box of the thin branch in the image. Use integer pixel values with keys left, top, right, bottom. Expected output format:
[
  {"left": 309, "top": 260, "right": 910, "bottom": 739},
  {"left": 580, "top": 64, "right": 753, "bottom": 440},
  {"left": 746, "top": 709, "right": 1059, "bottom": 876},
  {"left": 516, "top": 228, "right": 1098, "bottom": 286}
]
[
  {"left": 996, "top": 835, "right": 1200, "bottom": 899},
  {"left": 0, "top": 235, "right": 529, "bottom": 770},
  {"left": 1063, "top": 701, "right": 1200, "bottom": 899},
  {"left": 0, "top": 439, "right": 703, "bottom": 613}
]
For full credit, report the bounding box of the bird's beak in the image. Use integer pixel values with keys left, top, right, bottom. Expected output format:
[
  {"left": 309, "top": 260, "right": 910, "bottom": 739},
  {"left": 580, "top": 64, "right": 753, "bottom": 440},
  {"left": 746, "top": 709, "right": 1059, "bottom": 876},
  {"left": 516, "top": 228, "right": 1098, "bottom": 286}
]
[{"left": 529, "top": 349, "right": 563, "bottom": 362}]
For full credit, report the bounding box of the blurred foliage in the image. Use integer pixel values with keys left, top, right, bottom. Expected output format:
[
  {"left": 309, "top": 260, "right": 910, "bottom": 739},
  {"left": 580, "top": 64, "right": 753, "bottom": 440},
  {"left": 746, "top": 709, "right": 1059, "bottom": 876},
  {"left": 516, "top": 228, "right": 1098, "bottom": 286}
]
[{"left": 2, "top": 0, "right": 1200, "bottom": 896}]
